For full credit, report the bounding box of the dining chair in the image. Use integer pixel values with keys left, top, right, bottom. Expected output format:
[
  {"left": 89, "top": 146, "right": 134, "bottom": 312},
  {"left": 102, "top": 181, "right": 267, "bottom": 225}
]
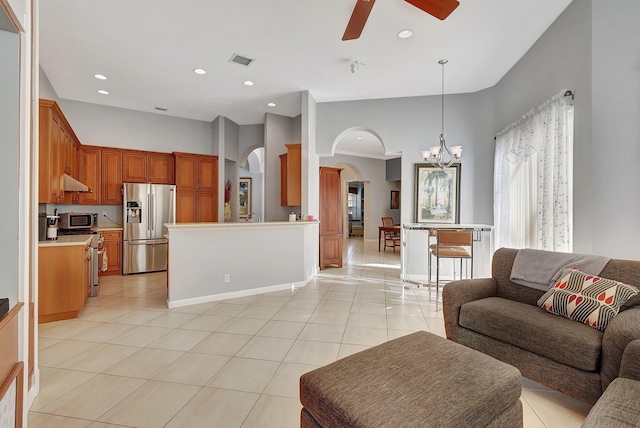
[{"left": 381, "top": 217, "right": 400, "bottom": 252}]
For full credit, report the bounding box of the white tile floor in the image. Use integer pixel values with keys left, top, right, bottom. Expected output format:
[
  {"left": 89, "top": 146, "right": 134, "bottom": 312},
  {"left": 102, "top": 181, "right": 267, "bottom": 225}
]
[{"left": 29, "top": 238, "right": 592, "bottom": 427}]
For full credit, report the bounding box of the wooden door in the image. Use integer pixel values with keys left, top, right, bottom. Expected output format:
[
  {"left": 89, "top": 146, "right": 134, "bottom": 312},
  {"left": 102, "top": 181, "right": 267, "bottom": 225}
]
[
  {"left": 149, "top": 152, "right": 174, "bottom": 184},
  {"left": 123, "top": 151, "right": 148, "bottom": 183},
  {"left": 78, "top": 146, "right": 101, "bottom": 204},
  {"left": 174, "top": 153, "right": 197, "bottom": 191},
  {"left": 320, "top": 167, "right": 342, "bottom": 235},
  {"left": 319, "top": 167, "right": 343, "bottom": 269},
  {"left": 197, "top": 156, "right": 217, "bottom": 192},
  {"left": 197, "top": 192, "right": 217, "bottom": 222},
  {"left": 176, "top": 192, "right": 197, "bottom": 223},
  {"left": 101, "top": 149, "right": 123, "bottom": 204}
]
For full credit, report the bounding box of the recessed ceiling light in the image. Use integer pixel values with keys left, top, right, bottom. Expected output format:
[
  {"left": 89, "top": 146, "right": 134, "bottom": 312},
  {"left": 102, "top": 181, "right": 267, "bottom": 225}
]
[
  {"left": 267, "top": 102, "right": 276, "bottom": 107},
  {"left": 94, "top": 74, "right": 107, "bottom": 80},
  {"left": 357, "top": 137, "right": 363, "bottom": 140},
  {"left": 193, "top": 68, "right": 206, "bottom": 75},
  {"left": 97, "top": 89, "right": 109, "bottom": 95},
  {"left": 398, "top": 29, "right": 413, "bottom": 39},
  {"left": 243, "top": 80, "right": 254, "bottom": 86}
]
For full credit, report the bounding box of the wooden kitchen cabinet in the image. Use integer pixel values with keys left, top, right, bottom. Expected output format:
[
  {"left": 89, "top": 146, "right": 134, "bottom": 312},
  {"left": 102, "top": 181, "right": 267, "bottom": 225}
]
[
  {"left": 38, "top": 244, "right": 91, "bottom": 323},
  {"left": 319, "top": 167, "right": 343, "bottom": 269},
  {"left": 174, "top": 152, "right": 218, "bottom": 222},
  {"left": 122, "top": 150, "right": 174, "bottom": 184},
  {"left": 122, "top": 150, "right": 148, "bottom": 183},
  {"left": 100, "top": 230, "right": 122, "bottom": 276},
  {"left": 78, "top": 146, "right": 102, "bottom": 204},
  {"left": 280, "top": 144, "right": 301, "bottom": 206},
  {"left": 148, "top": 152, "right": 174, "bottom": 184},
  {"left": 101, "top": 149, "right": 123, "bottom": 204},
  {"left": 39, "top": 99, "right": 81, "bottom": 203}
]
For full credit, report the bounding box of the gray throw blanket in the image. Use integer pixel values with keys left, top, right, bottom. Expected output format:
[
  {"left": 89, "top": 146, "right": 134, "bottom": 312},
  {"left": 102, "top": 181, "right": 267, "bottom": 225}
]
[{"left": 510, "top": 249, "right": 611, "bottom": 291}]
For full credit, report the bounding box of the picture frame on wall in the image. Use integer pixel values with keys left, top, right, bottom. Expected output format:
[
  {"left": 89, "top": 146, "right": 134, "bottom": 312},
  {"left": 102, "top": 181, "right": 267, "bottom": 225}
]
[
  {"left": 239, "top": 178, "right": 251, "bottom": 218},
  {"left": 414, "top": 163, "right": 461, "bottom": 224},
  {"left": 390, "top": 190, "right": 399, "bottom": 209}
]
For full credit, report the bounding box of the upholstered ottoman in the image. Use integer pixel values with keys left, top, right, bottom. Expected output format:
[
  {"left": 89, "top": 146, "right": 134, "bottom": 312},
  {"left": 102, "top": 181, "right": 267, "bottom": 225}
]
[{"left": 300, "top": 331, "right": 523, "bottom": 428}]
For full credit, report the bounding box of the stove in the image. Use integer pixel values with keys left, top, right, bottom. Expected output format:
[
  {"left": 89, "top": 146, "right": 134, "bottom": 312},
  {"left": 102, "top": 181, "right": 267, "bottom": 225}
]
[{"left": 58, "top": 227, "right": 103, "bottom": 296}]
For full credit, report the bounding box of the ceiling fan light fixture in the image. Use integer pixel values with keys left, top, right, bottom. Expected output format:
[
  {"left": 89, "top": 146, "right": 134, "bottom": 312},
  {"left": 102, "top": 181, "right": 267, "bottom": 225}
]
[{"left": 398, "top": 29, "right": 413, "bottom": 39}]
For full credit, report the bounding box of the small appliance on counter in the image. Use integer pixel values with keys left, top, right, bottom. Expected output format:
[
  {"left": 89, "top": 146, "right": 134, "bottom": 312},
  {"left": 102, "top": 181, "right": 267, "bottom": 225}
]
[
  {"left": 46, "top": 210, "right": 60, "bottom": 240},
  {"left": 58, "top": 212, "right": 99, "bottom": 230}
]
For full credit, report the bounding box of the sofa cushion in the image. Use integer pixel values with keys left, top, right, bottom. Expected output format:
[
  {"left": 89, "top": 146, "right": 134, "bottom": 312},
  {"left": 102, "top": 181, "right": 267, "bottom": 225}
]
[
  {"left": 537, "top": 269, "right": 639, "bottom": 331},
  {"left": 581, "top": 378, "right": 640, "bottom": 428},
  {"left": 459, "top": 297, "right": 603, "bottom": 372}
]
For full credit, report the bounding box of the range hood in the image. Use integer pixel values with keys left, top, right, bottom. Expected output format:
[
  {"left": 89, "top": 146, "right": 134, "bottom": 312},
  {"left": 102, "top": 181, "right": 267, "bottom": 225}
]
[{"left": 63, "top": 174, "right": 90, "bottom": 192}]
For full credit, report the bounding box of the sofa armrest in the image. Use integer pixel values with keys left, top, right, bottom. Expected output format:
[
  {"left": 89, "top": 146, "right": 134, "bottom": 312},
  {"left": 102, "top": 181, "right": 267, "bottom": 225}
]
[
  {"left": 601, "top": 307, "right": 640, "bottom": 391},
  {"left": 442, "top": 278, "right": 498, "bottom": 343},
  {"left": 619, "top": 339, "right": 640, "bottom": 382}
]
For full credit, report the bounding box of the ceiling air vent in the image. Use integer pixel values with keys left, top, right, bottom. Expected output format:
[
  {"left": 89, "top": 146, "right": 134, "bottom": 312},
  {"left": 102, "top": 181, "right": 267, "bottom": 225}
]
[
  {"left": 154, "top": 106, "right": 168, "bottom": 112},
  {"left": 229, "top": 54, "right": 254, "bottom": 67}
]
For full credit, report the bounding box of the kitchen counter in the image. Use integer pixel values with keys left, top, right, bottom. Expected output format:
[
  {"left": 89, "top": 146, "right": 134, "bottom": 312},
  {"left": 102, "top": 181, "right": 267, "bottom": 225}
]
[
  {"left": 97, "top": 224, "right": 123, "bottom": 231},
  {"left": 38, "top": 235, "right": 93, "bottom": 247},
  {"left": 165, "top": 221, "right": 319, "bottom": 308},
  {"left": 165, "top": 220, "right": 318, "bottom": 229}
]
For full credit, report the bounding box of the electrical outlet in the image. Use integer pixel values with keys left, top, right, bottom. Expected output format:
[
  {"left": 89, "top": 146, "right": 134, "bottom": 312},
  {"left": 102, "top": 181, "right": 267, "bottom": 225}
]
[
  {"left": 102, "top": 212, "right": 108, "bottom": 217},
  {"left": 224, "top": 274, "right": 230, "bottom": 283}
]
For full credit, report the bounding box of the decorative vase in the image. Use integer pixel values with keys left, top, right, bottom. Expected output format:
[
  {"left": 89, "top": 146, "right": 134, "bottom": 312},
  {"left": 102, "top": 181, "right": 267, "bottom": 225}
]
[{"left": 224, "top": 202, "right": 231, "bottom": 220}]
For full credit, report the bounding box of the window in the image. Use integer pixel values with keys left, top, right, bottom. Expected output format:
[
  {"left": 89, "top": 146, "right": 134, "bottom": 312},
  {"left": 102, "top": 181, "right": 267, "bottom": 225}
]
[{"left": 494, "top": 91, "right": 574, "bottom": 251}]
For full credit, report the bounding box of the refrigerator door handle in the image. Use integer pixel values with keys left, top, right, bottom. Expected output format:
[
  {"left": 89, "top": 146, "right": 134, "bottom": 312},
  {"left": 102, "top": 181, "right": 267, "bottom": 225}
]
[{"left": 148, "top": 193, "right": 154, "bottom": 231}]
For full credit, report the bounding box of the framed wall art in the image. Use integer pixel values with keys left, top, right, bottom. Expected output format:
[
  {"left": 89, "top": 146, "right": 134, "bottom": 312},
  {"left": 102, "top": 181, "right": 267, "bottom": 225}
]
[
  {"left": 390, "top": 190, "right": 399, "bottom": 209},
  {"left": 238, "top": 178, "right": 251, "bottom": 218},
  {"left": 414, "top": 163, "right": 461, "bottom": 224}
]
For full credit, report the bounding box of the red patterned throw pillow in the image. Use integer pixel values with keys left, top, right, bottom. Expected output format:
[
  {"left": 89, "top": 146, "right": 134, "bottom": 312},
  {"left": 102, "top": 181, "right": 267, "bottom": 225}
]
[{"left": 537, "top": 268, "right": 639, "bottom": 331}]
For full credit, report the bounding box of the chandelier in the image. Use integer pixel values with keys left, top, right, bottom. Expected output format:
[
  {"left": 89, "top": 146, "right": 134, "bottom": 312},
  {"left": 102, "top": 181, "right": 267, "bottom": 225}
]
[{"left": 422, "top": 59, "right": 462, "bottom": 169}]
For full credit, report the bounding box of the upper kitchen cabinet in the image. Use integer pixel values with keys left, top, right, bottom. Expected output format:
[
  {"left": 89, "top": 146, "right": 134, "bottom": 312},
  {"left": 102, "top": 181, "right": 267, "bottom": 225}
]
[
  {"left": 123, "top": 150, "right": 174, "bottom": 184},
  {"left": 78, "top": 146, "right": 102, "bottom": 205},
  {"left": 148, "top": 152, "right": 174, "bottom": 184},
  {"left": 173, "top": 152, "right": 218, "bottom": 222},
  {"left": 39, "top": 99, "right": 81, "bottom": 203},
  {"left": 101, "top": 149, "right": 123, "bottom": 205},
  {"left": 122, "top": 150, "right": 148, "bottom": 183},
  {"left": 280, "top": 144, "right": 301, "bottom": 206}
]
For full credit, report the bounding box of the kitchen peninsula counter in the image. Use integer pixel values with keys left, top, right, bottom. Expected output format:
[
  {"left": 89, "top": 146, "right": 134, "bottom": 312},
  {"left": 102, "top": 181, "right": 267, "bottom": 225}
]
[
  {"left": 165, "top": 221, "right": 319, "bottom": 308},
  {"left": 38, "top": 235, "right": 93, "bottom": 247}
]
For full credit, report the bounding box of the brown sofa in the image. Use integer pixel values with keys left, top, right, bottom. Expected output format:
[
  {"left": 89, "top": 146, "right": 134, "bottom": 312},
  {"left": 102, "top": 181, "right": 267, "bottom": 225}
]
[{"left": 443, "top": 247, "right": 640, "bottom": 405}]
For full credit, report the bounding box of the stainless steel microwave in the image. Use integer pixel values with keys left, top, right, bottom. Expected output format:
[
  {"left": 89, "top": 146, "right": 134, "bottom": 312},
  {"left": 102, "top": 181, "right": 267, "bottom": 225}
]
[{"left": 58, "top": 212, "right": 98, "bottom": 229}]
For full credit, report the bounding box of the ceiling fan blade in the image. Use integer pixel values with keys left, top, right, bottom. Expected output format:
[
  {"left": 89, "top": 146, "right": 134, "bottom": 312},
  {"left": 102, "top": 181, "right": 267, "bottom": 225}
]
[
  {"left": 405, "top": 0, "right": 459, "bottom": 20},
  {"left": 342, "top": 0, "right": 376, "bottom": 41}
]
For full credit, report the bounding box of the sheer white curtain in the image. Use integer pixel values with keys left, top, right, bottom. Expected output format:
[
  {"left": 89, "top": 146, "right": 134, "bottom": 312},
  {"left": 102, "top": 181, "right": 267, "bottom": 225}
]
[{"left": 494, "top": 90, "right": 573, "bottom": 251}]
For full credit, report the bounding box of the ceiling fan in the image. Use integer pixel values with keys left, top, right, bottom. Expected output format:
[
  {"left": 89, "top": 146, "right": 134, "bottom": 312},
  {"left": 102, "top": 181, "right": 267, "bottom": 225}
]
[{"left": 342, "top": 0, "right": 460, "bottom": 41}]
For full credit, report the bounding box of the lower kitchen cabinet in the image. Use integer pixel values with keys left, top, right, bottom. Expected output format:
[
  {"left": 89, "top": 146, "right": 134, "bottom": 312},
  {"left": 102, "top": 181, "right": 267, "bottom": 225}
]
[
  {"left": 100, "top": 230, "right": 122, "bottom": 276},
  {"left": 38, "top": 244, "right": 91, "bottom": 323}
]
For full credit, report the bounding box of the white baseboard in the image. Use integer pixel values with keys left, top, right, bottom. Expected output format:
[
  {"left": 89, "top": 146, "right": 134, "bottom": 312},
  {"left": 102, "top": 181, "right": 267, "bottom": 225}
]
[{"left": 167, "top": 278, "right": 312, "bottom": 309}]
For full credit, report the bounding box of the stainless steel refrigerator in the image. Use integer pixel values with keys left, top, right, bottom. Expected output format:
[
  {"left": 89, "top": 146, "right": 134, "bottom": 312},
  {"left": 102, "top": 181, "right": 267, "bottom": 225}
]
[{"left": 122, "top": 183, "right": 176, "bottom": 275}]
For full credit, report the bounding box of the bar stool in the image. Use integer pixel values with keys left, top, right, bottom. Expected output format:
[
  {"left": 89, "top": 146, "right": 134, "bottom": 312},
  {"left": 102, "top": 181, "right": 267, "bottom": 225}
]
[{"left": 430, "top": 229, "right": 474, "bottom": 308}]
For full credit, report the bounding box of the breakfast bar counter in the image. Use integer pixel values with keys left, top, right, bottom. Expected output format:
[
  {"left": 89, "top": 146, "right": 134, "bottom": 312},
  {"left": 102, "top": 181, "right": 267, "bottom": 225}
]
[{"left": 165, "top": 221, "right": 319, "bottom": 308}]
